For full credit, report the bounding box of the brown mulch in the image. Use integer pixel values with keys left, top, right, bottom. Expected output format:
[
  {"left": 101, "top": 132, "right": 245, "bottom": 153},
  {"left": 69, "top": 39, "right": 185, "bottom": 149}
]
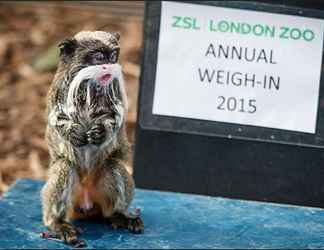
[{"left": 0, "top": 2, "right": 143, "bottom": 194}]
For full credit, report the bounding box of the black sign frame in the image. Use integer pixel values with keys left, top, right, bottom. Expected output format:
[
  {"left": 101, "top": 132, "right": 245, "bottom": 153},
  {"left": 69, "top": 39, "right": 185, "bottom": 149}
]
[{"left": 134, "top": 0, "right": 324, "bottom": 208}]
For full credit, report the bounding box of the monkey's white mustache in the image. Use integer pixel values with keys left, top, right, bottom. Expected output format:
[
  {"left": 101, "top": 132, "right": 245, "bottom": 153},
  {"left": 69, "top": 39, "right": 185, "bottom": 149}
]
[{"left": 66, "top": 64, "right": 128, "bottom": 118}]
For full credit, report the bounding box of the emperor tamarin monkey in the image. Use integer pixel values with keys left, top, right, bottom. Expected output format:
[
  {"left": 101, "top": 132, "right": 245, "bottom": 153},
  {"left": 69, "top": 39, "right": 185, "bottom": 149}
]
[{"left": 41, "top": 31, "right": 143, "bottom": 247}]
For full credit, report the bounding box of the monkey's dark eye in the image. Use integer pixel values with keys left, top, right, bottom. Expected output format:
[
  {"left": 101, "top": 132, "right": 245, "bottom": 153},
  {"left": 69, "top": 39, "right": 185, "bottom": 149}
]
[
  {"left": 92, "top": 51, "right": 105, "bottom": 61},
  {"left": 109, "top": 50, "right": 118, "bottom": 63}
]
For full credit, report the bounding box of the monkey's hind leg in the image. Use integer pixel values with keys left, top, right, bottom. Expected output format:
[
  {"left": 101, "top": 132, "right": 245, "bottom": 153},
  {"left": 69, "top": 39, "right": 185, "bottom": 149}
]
[
  {"left": 41, "top": 158, "right": 86, "bottom": 248},
  {"left": 102, "top": 164, "right": 144, "bottom": 234}
]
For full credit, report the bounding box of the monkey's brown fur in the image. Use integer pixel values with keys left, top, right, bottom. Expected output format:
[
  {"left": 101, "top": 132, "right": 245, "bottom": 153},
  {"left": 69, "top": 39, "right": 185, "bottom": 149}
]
[{"left": 41, "top": 31, "right": 143, "bottom": 247}]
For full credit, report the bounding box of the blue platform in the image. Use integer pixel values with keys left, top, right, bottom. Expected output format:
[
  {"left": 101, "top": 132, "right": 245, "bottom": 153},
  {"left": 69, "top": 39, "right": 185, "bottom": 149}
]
[{"left": 1, "top": 179, "right": 324, "bottom": 248}]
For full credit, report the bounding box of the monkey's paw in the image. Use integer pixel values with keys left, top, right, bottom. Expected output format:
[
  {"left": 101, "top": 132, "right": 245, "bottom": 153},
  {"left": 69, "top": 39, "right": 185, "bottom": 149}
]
[
  {"left": 68, "top": 123, "right": 88, "bottom": 146},
  {"left": 108, "top": 212, "right": 144, "bottom": 234},
  {"left": 40, "top": 222, "right": 86, "bottom": 248},
  {"left": 127, "top": 216, "right": 144, "bottom": 234},
  {"left": 87, "top": 123, "right": 106, "bottom": 145}
]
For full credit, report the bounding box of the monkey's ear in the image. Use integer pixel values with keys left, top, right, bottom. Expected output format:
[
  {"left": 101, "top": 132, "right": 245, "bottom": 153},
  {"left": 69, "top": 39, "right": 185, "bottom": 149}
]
[
  {"left": 111, "top": 32, "right": 120, "bottom": 41},
  {"left": 58, "top": 38, "right": 77, "bottom": 61}
]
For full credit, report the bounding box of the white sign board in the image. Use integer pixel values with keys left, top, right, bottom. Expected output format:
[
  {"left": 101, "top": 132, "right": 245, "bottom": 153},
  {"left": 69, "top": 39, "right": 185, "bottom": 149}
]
[{"left": 152, "top": 1, "right": 324, "bottom": 134}]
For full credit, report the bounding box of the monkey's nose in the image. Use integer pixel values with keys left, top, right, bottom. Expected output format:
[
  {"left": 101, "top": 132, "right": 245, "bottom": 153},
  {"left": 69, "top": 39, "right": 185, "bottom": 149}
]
[{"left": 101, "top": 64, "right": 111, "bottom": 70}]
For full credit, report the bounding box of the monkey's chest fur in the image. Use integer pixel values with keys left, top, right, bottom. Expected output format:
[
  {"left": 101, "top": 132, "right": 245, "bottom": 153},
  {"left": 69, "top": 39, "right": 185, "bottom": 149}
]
[{"left": 63, "top": 67, "right": 122, "bottom": 169}]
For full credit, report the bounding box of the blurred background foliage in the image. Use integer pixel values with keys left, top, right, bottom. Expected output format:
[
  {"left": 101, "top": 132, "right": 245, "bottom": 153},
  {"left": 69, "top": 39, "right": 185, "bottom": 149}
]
[{"left": 0, "top": 1, "right": 144, "bottom": 194}]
